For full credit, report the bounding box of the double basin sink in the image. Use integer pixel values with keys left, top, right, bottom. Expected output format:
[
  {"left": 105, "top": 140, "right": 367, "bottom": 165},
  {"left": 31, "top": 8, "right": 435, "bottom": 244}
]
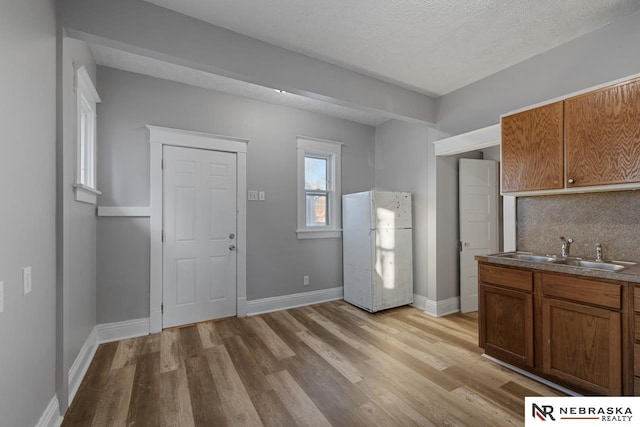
[{"left": 493, "top": 252, "right": 637, "bottom": 272}]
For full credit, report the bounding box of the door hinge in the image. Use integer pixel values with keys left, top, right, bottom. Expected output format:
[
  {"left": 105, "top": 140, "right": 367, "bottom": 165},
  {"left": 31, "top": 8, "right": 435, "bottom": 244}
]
[
  {"left": 161, "top": 230, "right": 165, "bottom": 242},
  {"left": 458, "top": 241, "right": 463, "bottom": 252},
  {"left": 161, "top": 303, "right": 164, "bottom": 313},
  {"left": 161, "top": 159, "right": 164, "bottom": 170}
]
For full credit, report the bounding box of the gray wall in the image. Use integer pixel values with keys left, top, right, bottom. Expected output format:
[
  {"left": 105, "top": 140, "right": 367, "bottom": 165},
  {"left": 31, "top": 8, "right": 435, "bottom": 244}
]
[
  {"left": 373, "top": 120, "right": 487, "bottom": 305},
  {"left": 59, "top": 37, "right": 98, "bottom": 411},
  {"left": 96, "top": 67, "right": 375, "bottom": 322},
  {"left": 0, "top": 0, "right": 58, "bottom": 425},
  {"left": 518, "top": 191, "right": 640, "bottom": 261},
  {"left": 437, "top": 9, "right": 640, "bottom": 135},
  {"left": 374, "top": 120, "right": 430, "bottom": 298}
]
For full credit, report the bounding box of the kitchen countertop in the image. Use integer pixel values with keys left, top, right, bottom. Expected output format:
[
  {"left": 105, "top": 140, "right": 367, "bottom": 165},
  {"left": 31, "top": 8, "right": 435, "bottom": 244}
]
[{"left": 476, "top": 253, "right": 640, "bottom": 284}]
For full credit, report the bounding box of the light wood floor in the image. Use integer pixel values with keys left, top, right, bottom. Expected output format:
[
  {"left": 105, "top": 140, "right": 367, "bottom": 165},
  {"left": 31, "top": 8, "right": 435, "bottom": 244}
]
[{"left": 62, "top": 301, "right": 562, "bottom": 426}]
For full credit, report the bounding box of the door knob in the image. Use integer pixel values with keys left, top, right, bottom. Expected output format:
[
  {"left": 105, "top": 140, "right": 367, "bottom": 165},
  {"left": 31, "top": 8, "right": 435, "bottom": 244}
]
[
  {"left": 568, "top": 178, "right": 575, "bottom": 184},
  {"left": 229, "top": 245, "right": 236, "bottom": 251},
  {"left": 229, "top": 233, "right": 235, "bottom": 239}
]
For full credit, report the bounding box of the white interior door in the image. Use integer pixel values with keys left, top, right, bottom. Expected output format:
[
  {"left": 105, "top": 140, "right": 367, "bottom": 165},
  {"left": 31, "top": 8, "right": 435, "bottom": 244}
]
[
  {"left": 459, "top": 159, "right": 499, "bottom": 313},
  {"left": 163, "top": 145, "right": 237, "bottom": 328}
]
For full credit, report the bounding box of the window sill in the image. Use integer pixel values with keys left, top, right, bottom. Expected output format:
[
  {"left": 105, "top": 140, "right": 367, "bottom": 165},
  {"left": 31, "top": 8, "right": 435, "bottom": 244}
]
[
  {"left": 296, "top": 229, "right": 342, "bottom": 240},
  {"left": 73, "top": 183, "right": 102, "bottom": 205}
]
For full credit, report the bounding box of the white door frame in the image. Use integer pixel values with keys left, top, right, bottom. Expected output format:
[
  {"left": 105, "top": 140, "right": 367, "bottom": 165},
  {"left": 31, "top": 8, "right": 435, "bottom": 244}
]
[
  {"left": 432, "top": 124, "right": 516, "bottom": 251},
  {"left": 148, "top": 125, "right": 248, "bottom": 333}
]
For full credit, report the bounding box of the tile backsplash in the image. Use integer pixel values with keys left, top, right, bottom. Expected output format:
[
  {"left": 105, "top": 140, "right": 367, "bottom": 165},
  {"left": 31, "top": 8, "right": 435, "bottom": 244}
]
[{"left": 517, "top": 190, "right": 640, "bottom": 261}]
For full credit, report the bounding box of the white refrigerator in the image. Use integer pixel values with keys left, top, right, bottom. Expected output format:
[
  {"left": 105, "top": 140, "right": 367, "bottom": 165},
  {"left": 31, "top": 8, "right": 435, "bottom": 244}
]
[{"left": 342, "top": 190, "right": 413, "bottom": 312}]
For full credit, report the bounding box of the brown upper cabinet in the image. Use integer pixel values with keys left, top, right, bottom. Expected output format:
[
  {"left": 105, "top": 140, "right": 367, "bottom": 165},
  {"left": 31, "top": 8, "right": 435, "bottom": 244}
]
[
  {"left": 565, "top": 77, "right": 640, "bottom": 187},
  {"left": 501, "top": 101, "right": 564, "bottom": 192},
  {"left": 501, "top": 76, "right": 640, "bottom": 193}
]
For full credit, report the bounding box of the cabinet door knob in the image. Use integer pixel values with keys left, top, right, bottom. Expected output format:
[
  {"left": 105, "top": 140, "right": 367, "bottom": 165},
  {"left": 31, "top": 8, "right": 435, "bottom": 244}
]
[{"left": 568, "top": 178, "right": 575, "bottom": 184}]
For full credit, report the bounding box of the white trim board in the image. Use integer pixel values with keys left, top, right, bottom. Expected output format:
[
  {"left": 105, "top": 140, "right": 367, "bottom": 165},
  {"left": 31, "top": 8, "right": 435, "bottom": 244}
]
[
  {"left": 432, "top": 124, "right": 500, "bottom": 156},
  {"left": 97, "top": 206, "right": 151, "bottom": 217},
  {"left": 148, "top": 125, "right": 248, "bottom": 332},
  {"left": 482, "top": 354, "right": 579, "bottom": 396},
  {"left": 246, "top": 287, "right": 343, "bottom": 316},
  {"left": 423, "top": 296, "right": 460, "bottom": 317},
  {"left": 96, "top": 318, "right": 150, "bottom": 344},
  {"left": 410, "top": 293, "right": 427, "bottom": 311},
  {"left": 35, "top": 395, "right": 63, "bottom": 427},
  {"left": 68, "top": 327, "right": 98, "bottom": 406}
]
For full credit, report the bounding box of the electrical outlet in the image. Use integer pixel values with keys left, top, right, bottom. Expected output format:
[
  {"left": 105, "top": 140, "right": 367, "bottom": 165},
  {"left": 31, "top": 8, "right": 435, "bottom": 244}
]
[
  {"left": 23, "top": 267, "right": 32, "bottom": 295},
  {"left": 248, "top": 190, "right": 258, "bottom": 201},
  {"left": 0, "top": 281, "right": 4, "bottom": 313},
  {"left": 303, "top": 275, "right": 309, "bottom": 286},
  {"left": 259, "top": 191, "right": 266, "bottom": 201}
]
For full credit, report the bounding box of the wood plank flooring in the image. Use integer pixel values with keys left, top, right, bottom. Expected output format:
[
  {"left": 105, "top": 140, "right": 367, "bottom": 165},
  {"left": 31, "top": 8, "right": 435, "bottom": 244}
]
[{"left": 62, "top": 301, "right": 563, "bottom": 427}]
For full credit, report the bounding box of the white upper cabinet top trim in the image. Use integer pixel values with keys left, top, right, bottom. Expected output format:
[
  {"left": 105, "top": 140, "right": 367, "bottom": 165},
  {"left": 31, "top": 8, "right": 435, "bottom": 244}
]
[
  {"left": 432, "top": 124, "right": 500, "bottom": 156},
  {"left": 502, "top": 71, "right": 640, "bottom": 118}
]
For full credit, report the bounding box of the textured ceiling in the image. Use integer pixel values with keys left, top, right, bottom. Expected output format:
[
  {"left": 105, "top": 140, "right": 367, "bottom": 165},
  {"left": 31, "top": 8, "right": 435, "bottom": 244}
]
[
  {"left": 143, "top": 0, "right": 640, "bottom": 96},
  {"left": 89, "top": 44, "right": 390, "bottom": 126}
]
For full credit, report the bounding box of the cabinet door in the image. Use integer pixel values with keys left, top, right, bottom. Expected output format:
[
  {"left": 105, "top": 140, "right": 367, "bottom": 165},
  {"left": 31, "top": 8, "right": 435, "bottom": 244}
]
[
  {"left": 565, "top": 77, "right": 640, "bottom": 187},
  {"left": 542, "top": 298, "right": 621, "bottom": 395},
  {"left": 501, "top": 101, "right": 564, "bottom": 192},
  {"left": 479, "top": 284, "right": 534, "bottom": 368}
]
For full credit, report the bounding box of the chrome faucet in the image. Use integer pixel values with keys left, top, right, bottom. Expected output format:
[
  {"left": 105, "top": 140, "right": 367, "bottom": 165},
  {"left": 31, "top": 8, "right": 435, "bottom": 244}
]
[
  {"left": 595, "top": 243, "right": 603, "bottom": 262},
  {"left": 560, "top": 237, "right": 574, "bottom": 257}
]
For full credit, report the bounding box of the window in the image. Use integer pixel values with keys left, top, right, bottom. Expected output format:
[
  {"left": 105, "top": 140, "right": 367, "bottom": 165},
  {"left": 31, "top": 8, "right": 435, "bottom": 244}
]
[
  {"left": 73, "top": 66, "right": 102, "bottom": 204},
  {"left": 297, "top": 136, "right": 342, "bottom": 239}
]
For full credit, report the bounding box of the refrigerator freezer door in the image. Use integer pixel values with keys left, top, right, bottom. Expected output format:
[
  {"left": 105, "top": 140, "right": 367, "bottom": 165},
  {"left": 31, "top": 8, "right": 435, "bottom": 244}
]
[
  {"left": 372, "top": 191, "right": 412, "bottom": 229},
  {"left": 371, "top": 228, "right": 413, "bottom": 312},
  {"left": 343, "top": 192, "right": 374, "bottom": 310}
]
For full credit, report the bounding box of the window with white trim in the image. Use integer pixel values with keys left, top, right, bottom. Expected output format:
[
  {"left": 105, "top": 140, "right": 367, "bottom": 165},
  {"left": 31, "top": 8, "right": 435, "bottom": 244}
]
[
  {"left": 297, "top": 137, "right": 342, "bottom": 239},
  {"left": 73, "top": 66, "right": 102, "bottom": 204}
]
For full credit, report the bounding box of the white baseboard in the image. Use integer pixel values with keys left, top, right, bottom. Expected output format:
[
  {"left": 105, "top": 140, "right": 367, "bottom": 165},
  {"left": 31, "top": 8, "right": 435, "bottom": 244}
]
[
  {"left": 410, "top": 293, "right": 427, "bottom": 311},
  {"left": 68, "top": 327, "right": 98, "bottom": 406},
  {"left": 424, "top": 296, "right": 460, "bottom": 317},
  {"left": 35, "top": 395, "right": 62, "bottom": 427},
  {"left": 96, "top": 317, "right": 150, "bottom": 344},
  {"left": 237, "top": 297, "right": 248, "bottom": 317},
  {"left": 245, "top": 286, "right": 343, "bottom": 316}
]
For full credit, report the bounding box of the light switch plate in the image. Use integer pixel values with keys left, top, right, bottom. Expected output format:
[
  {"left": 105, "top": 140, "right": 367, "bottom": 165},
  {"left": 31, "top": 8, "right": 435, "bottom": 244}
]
[
  {"left": 23, "top": 266, "right": 32, "bottom": 295},
  {"left": 259, "top": 191, "right": 266, "bottom": 201},
  {"left": 248, "top": 190, "right": 258, "bottom": 201},
  {"left": 0, "top": 281, "right": 4, "bottom": 313}
]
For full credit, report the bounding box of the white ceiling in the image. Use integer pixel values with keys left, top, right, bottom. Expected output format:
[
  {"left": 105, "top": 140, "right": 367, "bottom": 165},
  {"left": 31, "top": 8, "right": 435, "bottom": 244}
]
[
  {"left": 89, "top": 44, "right": 390, "bottom": 126},
  {"left": 144, "top": 0, "right": 640, "bottom": 96}
]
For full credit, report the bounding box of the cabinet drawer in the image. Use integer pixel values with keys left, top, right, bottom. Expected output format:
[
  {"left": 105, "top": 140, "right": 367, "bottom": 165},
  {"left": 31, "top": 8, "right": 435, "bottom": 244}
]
[
  {"left": 479, "top": 264, "right": 532, "bottom": 292},
  {"left": 635, "top": 286, "right": 640, "bottom": 313},
  {"left": 542, "top": 274, "right": 621, "bottom": 309}
]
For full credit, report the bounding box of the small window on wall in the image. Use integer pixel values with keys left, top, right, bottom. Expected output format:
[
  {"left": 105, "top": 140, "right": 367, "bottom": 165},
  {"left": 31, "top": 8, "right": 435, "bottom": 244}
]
[
  {"left": 297, "top": 136, "right": 342, "bottom": 239},
  {"left": 73, "top": 66, "right": 102, "bottom": 204}
]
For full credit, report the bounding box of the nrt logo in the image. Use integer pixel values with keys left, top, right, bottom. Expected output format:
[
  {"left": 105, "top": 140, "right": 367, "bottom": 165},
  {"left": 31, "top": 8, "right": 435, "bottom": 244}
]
[{"left": 533, "top": 403, "right": 556, "bottom": 421}]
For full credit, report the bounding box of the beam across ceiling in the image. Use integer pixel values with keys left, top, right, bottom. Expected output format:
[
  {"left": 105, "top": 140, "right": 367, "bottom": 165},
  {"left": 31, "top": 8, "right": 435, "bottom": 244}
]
[{"left": 59, "top": 0, "right": 437, "bottom": 125}]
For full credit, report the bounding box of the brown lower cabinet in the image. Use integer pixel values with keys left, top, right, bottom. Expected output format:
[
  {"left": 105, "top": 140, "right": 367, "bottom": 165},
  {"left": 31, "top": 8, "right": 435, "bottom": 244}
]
[
  {"left": 479, "top": 262, "right": 633, "bottom": 395},
  {"left": 479, "top": 284, "right": 534, "bottom": 368},
  {"left": 542, "top": 298, "right": 621, "bottom": 395}
]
